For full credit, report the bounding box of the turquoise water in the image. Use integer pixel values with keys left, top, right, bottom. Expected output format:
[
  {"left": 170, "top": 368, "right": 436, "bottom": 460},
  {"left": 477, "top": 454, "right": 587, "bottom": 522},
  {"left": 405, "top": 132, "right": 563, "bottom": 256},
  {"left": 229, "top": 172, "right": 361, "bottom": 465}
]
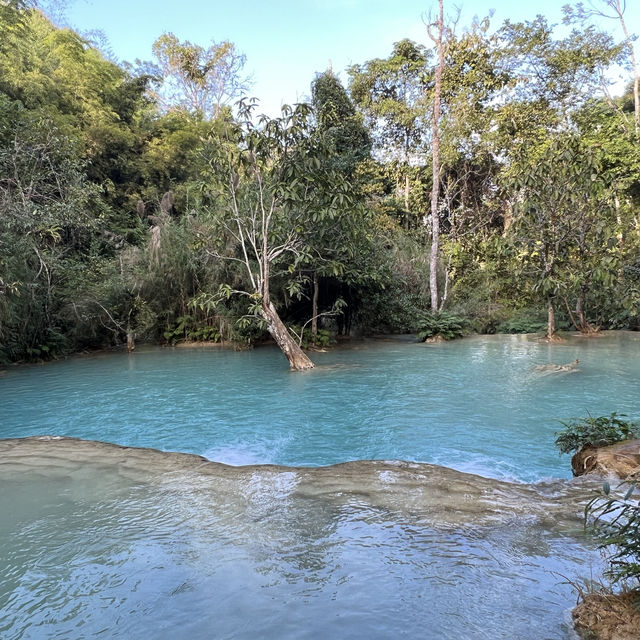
[
  {"left": 0, "top": 439, "right": 603, "bottom": 640},
  {"left": 2, "top": 333, "right": 638, "bottom": 640},
  {"left": 1, "top": 333, "right": 639, "bottom": 481}
]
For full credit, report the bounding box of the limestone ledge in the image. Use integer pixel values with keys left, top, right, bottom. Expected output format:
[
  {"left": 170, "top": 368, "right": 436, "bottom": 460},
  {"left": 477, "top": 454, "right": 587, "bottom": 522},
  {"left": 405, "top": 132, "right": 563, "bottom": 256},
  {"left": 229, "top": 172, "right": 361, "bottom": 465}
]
[
  {"left": 573, "top": 592, "right": 640, "bottom": 640},
  {"left": 0, "top": 435, "right": 600, "bottom": 531},
  {"left": 571, "top": 439, "right": 640, "bottom": 481}
]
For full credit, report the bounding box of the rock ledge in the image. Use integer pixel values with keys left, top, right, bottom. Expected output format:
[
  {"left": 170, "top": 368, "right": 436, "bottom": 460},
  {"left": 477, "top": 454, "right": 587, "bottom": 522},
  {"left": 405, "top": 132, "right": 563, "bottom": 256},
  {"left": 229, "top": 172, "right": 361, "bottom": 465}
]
[
  {"left": 573, "top": 592, "right": 640, "bottom": 640},
  {"left": 571, "top": 439, "right": 640, "bottom": 480}
]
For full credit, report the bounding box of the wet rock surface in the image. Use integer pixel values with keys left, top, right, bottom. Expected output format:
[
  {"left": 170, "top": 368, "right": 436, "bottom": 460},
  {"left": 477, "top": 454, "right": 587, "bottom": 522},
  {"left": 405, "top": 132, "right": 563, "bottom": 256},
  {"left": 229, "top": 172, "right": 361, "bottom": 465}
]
[
  {"left": 573, "top": 592, "right": 640, "bottom": 640},
  {"left": 0, "top": 435, "right": 601, "bottom": 531},
  {"left": 571, "top": 439, "right": 640, "bottom": 480},
  {"left": 0, "top": 436, "right": 621, "bottom": 640}
]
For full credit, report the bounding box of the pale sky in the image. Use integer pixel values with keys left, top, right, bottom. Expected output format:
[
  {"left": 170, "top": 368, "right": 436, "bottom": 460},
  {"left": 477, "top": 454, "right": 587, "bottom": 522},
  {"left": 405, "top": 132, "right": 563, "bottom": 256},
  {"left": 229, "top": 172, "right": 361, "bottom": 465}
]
[{"left": 57, "top": 0, "right": 640, "bottom": 116}]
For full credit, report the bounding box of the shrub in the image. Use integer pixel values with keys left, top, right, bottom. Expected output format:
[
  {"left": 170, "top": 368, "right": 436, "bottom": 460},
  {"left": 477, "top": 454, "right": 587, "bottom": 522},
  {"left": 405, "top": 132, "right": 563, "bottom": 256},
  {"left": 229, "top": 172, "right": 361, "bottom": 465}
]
[
  {"left": 417, "top": 311, "right": 466, "bottom": 341},
  {"left": 288, "top": 325, "right": 333, "bottom": 349},
  {"left": 586, "top": 481, "right": 640, "bottom": 590},
  {"left": 228, "top": 315, "right": 269, "bottom": 346},
  {"left": 497, "top": 314, "right": 547, "bottom": 334},
  {"left": 555, "top": 413, "right": 638, "bottom": 455},
  {"left": 496, "top": 308, "right": 572, "bottom": 334},
  {"left": 163, "top": 315, "right": 221, "bottom": 344}
]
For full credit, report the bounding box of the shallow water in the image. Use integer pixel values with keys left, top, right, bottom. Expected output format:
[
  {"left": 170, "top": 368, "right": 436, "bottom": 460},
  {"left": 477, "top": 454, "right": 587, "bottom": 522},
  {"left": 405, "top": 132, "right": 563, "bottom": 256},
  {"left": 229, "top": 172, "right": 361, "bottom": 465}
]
[
  {"left": 1, "top": 333, "right": 639, "bottom": 481},
  {"left": 1, "top": 334, "right": 638, "bottom": 639},
  {"left": 0, "top": 438, "right": 603, "bottom": 640}
]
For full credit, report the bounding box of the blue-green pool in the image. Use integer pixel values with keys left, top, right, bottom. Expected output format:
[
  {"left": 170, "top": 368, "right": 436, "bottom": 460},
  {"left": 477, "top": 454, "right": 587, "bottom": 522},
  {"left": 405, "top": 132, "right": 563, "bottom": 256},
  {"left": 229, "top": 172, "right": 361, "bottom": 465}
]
[
  {"left": 1, "top": 333, "right": 638, "bottom": 640},
  {"left": 2, "top": 333, "right": 639, "bottom": 481}
]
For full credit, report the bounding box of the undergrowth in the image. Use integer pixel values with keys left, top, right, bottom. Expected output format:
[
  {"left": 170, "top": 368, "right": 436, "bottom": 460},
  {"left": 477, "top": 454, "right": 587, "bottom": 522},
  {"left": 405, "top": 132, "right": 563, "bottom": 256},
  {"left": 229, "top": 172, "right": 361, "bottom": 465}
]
[{"left": 554, "top": 413, "right": 638, "bottom": 455}]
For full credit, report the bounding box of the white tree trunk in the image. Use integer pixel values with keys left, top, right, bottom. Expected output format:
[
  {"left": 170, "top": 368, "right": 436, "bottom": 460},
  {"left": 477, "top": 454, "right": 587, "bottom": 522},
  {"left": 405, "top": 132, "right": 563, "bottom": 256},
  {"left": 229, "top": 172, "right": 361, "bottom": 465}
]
[{"left": 429, "top": 0, "right": 445, "bottom": 311}]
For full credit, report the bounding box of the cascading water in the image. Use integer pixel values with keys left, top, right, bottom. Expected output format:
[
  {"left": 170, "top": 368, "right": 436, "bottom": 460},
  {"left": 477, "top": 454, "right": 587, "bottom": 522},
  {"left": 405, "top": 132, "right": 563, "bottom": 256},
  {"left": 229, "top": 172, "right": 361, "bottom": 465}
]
[{"left": 2, "top": 333, "right": 638, "bottom": 639}]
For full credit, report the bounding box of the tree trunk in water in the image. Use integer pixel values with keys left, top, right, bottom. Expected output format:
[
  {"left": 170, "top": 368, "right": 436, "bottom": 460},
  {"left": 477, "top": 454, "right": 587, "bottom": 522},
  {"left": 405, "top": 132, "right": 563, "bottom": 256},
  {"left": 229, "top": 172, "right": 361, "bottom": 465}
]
[
  {"left": 126, "top": 323, "right": 135, "bottom": 352},
  {"left": 311, "top": 271, "right": 319, "bottom": 335},
  {"left": 262, "top": 301, "right": 315, "bottom": 370},
  {"left": 429, "top": 0, "right": 444, "bottom": 311},
  {"left": 546, "top": 298, "right": 556, "bottom": 340}
]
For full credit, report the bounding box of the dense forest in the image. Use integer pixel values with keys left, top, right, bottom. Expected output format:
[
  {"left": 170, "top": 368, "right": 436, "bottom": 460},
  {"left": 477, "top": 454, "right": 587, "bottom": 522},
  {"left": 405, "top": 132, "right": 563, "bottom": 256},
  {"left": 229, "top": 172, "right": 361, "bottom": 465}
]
[{"left": 1, "top": 0, "right": 639, "bottom": 368}]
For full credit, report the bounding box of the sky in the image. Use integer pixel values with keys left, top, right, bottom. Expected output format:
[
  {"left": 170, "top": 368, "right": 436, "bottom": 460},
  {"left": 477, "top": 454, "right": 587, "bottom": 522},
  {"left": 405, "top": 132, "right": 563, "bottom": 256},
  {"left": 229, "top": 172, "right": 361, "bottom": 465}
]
[{"left": 54, "top": 0, "right": 640, "bottom": 116}]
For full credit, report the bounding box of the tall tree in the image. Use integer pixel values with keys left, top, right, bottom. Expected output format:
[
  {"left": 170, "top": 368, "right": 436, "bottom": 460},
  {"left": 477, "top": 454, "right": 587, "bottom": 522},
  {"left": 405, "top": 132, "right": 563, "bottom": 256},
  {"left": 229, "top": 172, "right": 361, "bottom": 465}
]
[
  {"left": 0, "top": 101, "right": 99, "bottom": 361},
  {"left": 150, "top": 33, "right": 251, "bottom": 119},
  {"left": 496, "top": 15, "right": 622, "bottom": 146},
  {"left": 564, "top": 0, "right": 639, "bottom": 134},
  {"left": 348, "top": 39, "right": 428, "bottom": 226},
  {"left": 311, "top": 70, "right": 371, "bottom": 175},
  {"left": 427, "top": 0, "right": 445, "bottom": 310},
  {"left": 307, "top": 70, "right": 371, "bottom": 334},
  {"left": 200, "top": 101, "right": 355, "bottom": 370},
  {"left": 506, "top": 134, "right": 618, "bottom": 338}
]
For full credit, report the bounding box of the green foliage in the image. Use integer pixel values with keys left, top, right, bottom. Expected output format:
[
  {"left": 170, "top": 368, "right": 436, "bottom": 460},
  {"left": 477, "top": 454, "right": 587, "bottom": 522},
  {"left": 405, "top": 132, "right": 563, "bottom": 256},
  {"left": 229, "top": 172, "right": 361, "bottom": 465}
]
[
  {"left": 0, "top": 7, "right": 639, "bottom": 362},
  {"left": 0, "top": 99, "right": 99, "bottom": 362},
  {"left": 348, "top": 39, "right": 428, "bottom": 228},
  {"left": 345, "top": 226, "right": 430, "bottom": 334},
  {"left": 288, "top": 325, "right": 333, "bottom": 349},
  {"left": 163, "top": 315, "right": 220, "bottom": 344},
  {"left": 417, "top": 311, "right": 466, "bottom": 341},
  {"left": 505, "top": 132, "right": 619, "bottom": 336},
  {"left": 586, "top": 481, "right": 640, "bottom": 590},
  {"left": 554, "top": 413, "right": 638, "bottom": 455},
  {"left": 496, "top": 310, "right": 548, "bottom": 334},
  {"left": 311, "top": 70, "right": 371, "bottom": 174},
  {"left": 149, "top": 32, "right": 250, "bottom": 119},
  {"left": 228, "top": 315, "right": 268, "bottom": 346},
  {"left": 349, "top": 38, "right": 428, "bottom": 154}
]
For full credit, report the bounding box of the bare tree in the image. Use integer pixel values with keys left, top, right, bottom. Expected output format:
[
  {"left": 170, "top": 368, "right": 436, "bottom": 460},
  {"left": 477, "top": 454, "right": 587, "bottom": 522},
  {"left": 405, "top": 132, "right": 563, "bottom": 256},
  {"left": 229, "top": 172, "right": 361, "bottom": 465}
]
[{"left": 564, "top": 0, "right": 639, "bottom": 134}]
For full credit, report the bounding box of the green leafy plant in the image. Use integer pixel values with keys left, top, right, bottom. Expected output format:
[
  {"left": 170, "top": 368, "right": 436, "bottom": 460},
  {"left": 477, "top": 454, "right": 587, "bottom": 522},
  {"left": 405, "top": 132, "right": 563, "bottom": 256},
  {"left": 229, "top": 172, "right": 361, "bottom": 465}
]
[
  {"left": 555, "top": 413, "right": 638, "bottom": 455},
  {"left": 229, "top": 316, "right": 268, "bottom": 346},
  {"left": 586, "top": 481, "right": 640, "bottom": 590},
  {"left": 417, "top": 311, "right": 466, "bottom": 341},
  {"left": 163, "top": 315, "right": 221, "bottom": 344},
  {"left": 188, "top": 325, "right": 221, "bottom": 342},
  {"left": 288, "top": 325, "right": 333, "bottom": 349},
  {"left": 496, "top": 311, "right": 548, "bottom": 334}
]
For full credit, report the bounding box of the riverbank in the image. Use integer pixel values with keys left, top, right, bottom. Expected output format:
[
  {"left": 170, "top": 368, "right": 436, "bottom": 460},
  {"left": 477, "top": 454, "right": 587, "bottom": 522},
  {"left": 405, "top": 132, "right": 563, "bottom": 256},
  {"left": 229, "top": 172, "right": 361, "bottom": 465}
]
[{"left": 573, "top": 592, "right": 640, "bottom": 640}]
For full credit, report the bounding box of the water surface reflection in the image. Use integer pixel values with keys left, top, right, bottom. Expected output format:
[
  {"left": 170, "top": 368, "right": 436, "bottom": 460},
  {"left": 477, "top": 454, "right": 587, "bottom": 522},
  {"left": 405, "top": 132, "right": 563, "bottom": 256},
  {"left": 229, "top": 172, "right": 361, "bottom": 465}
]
[{"left": 1, "top": 438, "right": 602, "bottom": 639}]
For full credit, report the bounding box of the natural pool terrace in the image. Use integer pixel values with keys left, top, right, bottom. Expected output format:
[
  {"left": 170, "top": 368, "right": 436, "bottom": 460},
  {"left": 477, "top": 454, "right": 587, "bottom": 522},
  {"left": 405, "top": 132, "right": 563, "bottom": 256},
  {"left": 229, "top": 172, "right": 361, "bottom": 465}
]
[{"left": 1, "top": 333, "right": 639, "bottom": 639}]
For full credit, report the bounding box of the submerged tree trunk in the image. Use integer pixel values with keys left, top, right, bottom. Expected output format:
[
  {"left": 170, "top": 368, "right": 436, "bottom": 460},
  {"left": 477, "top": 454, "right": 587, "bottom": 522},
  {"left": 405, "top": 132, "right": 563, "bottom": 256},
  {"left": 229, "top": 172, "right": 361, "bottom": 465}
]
[
  {"left": 576, "top": 287, "right": 598, "bottom": 334},
  {"left": 126, "top": 322, "right": 135, "bottom": 352},
  {"left": 261, "top": 301, "right": 315, "bottom": 370},
  {"left": 575, "top": 288, "right": 588, "bottom": 333}
]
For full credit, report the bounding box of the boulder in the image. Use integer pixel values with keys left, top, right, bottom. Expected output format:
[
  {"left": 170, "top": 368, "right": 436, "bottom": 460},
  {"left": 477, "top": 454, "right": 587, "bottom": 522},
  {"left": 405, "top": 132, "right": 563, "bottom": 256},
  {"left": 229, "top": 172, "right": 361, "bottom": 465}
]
[
  {"left": 573, "top": 592, "right": 640, "bottom": 640},
  {"left": 571, "top": 439, "right": 640, "bottom": 480}
]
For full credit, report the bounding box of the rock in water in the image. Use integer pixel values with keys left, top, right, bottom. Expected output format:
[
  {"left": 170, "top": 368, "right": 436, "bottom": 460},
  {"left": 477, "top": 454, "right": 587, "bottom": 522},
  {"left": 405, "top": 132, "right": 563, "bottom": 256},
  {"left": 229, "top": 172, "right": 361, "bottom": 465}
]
[
  {"left": 571, "top": 439, "right": 640, "bottom": 480},
  {"left": 573, "top": 592, "right": 640, "bottom": 640},
  {"left": 533, "top": 359, "right": 580, "bottom": 374}
]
